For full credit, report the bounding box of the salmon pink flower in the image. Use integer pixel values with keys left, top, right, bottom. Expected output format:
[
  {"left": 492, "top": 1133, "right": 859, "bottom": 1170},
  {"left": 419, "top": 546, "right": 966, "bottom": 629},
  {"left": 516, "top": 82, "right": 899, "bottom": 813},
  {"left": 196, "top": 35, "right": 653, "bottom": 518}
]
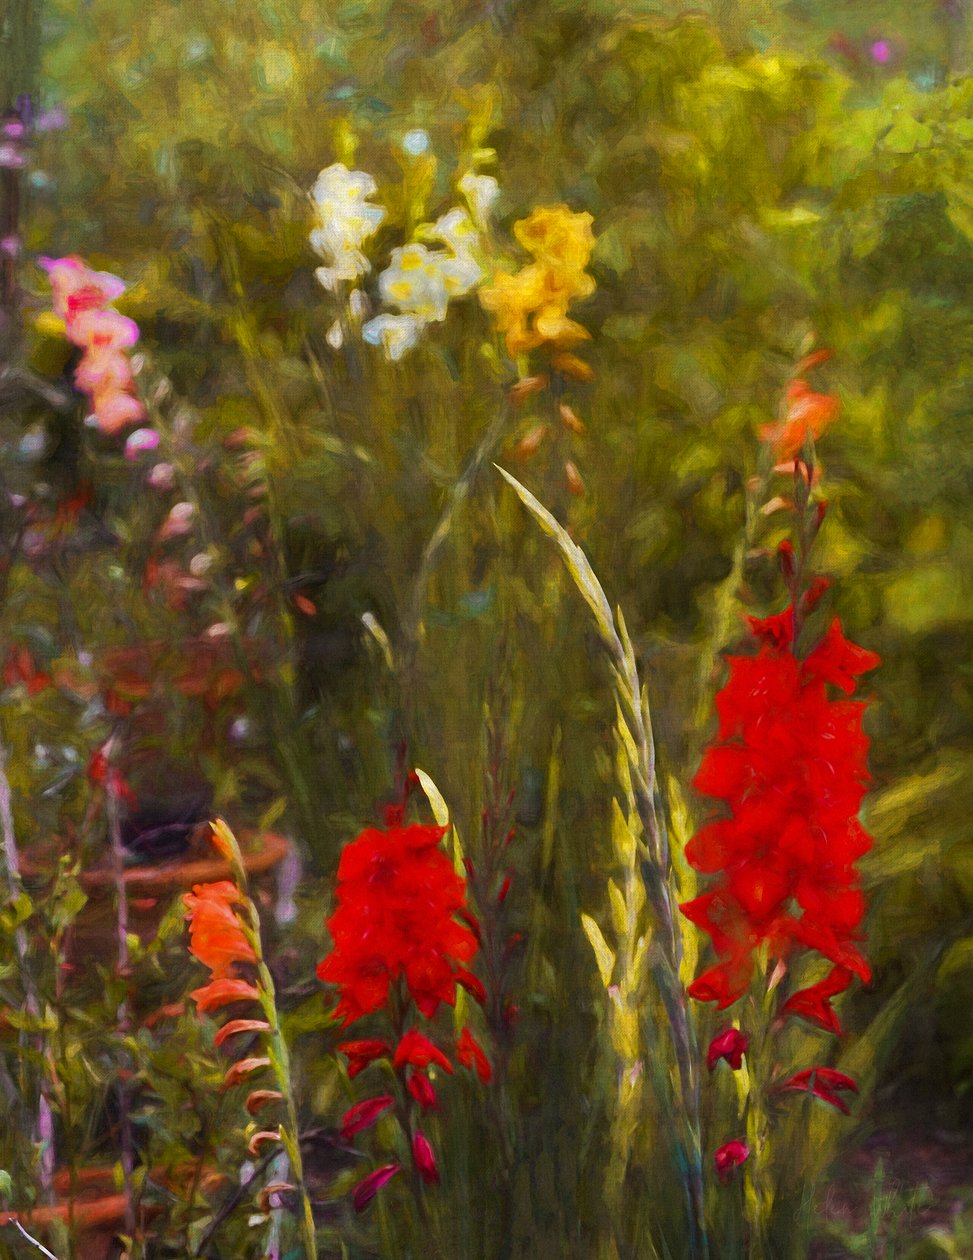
[
  {"left": 715, "top": 1139, "right": 750, "bottom": 1183},
  {"left": 707, "top": 1027, "right": 749, "bottom": 1072},
  {"left": 40, "top": 255, "right": 144, "bottom": 434}
]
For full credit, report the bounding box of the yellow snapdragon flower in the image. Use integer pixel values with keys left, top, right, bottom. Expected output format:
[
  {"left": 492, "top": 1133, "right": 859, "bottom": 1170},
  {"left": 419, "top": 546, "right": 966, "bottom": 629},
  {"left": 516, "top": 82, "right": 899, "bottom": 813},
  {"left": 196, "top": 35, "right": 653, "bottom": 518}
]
[{"left": 480, "top": 204, "right": 596, "bottom": 368}]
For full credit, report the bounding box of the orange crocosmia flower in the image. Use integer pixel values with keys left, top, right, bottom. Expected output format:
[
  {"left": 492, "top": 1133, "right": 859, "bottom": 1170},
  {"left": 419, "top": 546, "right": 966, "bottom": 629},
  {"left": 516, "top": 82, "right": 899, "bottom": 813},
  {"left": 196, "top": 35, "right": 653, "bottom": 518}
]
[
  {"left": 760, "top": 379, "right": 840, "bottom": 460},
  {"left": 184, "top": 881, "right": 256, "bottom": 978}
]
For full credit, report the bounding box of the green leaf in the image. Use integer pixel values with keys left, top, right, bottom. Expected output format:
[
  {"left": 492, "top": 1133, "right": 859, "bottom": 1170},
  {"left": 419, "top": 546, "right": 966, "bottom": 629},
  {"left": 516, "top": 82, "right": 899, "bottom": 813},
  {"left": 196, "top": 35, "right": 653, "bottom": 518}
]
[
  {"left": 581, "top": 913, "right": 616, "bottom": 988},
  {"left": 413, "top": 767, "right": 450, "bottom": 828},
  {"left": 495, "top": 466, "right": 615, "bottom": 645}
]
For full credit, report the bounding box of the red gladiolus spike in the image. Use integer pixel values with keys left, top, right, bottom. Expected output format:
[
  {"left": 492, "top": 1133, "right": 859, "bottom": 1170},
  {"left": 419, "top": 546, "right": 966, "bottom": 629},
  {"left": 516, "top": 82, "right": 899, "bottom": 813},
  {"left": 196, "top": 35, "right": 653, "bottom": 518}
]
[
  {"left": 320, "top": 818, "right": 479, "bottom": 1021},
  {"left": 707, "top": 1028, "right": 750, "bottom": 1072},
  {"left": 340, "top": 1095, "right": 395, "bottom": 1142},
  {"left": 802, "top": 618, "right": 881, "bottom": 694},
  {"left": 190, "top": 978, "right": 262, "bottom": 1014},
  {"left": 407, "top": 1071, "right": 439, "bottom": 1110},
  {"left": 338, "top": 1039, "right": 392, "bottom": 1079},
  {"left": 715, "top": 1139, "right": 750, "bottom": 1183},
  {"left": 456, "top": 969, "right": 486, "bottom": 1004},
  {"left": 352, "top": 1164, "right": 400, "bottom": 1212},
  {"left": 457, "top": 1027, "right": 493, "bottom": 1084},
  {"left": 393, "top": 1030, "right": 454, "bottom": 1075},
  {"left": 412, "top": 1131, "right": 440, "bottom": 1185}
]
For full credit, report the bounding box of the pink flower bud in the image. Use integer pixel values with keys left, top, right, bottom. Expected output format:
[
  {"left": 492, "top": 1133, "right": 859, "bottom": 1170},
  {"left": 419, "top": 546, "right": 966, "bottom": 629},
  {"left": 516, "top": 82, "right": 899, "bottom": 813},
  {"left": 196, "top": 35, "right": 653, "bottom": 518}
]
[
  {"left": 406, "top": 1071, "right": 438, "bottom": 1111},
  {"left": 352, "top": 1163, "right": 400, "bottom": 1212},
  {"left": 340, "top": 1095, "right": 394, "bottom": 1142},
  {"left": 715, "top": 1139, "right": 750, "bottom": 1183},
  {"left": 146, "top": 462, "right": 175, "bottom": 492},
  {"left": 706, "top": 1027, "right": 749, "bottom": 1072},
  {"left": 411, "top": 1131, "right": 439, "bottom": 1184}
]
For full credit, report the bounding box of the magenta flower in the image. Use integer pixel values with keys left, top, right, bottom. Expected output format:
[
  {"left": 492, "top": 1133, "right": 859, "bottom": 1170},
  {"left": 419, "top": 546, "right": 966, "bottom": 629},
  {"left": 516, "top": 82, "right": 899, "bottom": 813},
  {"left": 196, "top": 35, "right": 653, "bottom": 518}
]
[
  {"left": 124, "top": 428, "right": 161, "bottom": 461},
  {"left": 340, "top": 1095, "right": 395, "bottom": 1142},
  {"left": 777, "top": 1066, "right": 859, "bottom": 1114},
  {"left": 715, "top": 1139, "right": 750, "bottom": 1183},
  {"left": 352, "top": 1163, "right": 401, "bottom": 1212},
  {"left": 412, "top": 1131, "right": 440, "bottom": 1185},
  {"left": 706, "top": 1027, "right": 750, "bottom": 1072},
  {"left": 406, "top": 1071, "right": 439, "bottom": 1110}
]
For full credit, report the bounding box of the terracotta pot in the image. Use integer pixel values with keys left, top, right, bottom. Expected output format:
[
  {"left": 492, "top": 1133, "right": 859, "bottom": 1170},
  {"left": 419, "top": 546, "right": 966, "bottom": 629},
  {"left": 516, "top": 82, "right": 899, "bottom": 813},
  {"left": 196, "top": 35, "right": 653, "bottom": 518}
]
[
  {"left": 0, "top": 1164, "right": 226, "bottom": 1260},
  {"left": 22, "top": 829, "right": 294, "bottom": 954}
]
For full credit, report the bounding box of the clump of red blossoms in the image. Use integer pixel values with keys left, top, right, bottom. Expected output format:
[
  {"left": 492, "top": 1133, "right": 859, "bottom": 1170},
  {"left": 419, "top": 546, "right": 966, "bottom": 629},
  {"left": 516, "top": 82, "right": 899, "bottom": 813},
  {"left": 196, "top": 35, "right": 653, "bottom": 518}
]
[
  {"left": 681, "top": 604, "right": 879, "bottom": 1033},
  {"left": 318, "top": 810, "right": 491, "bottom": 1212},
  {"left": 318, "top": 817, "right": 480, "bottom": 1024}
]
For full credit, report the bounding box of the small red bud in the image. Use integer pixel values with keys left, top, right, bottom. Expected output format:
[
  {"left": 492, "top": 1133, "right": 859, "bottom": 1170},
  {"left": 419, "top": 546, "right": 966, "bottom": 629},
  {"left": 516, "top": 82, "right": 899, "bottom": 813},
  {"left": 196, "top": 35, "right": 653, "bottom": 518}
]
[
  {"left": 778, "top": 540, "right": 795, "bottom": 581},
  {"left": 463, "top": 857, "right": 476, "bottom": 880},
  {"left": 497, "top": 874, "right": 512, "bottom": 906}
]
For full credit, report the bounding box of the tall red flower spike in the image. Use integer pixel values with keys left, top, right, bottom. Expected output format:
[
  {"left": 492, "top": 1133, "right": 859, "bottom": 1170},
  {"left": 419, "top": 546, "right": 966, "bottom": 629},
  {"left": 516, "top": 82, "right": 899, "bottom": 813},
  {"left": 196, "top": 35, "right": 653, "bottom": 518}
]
[
  {"left": 321, "top": 813, "right": 490, "bottom": 1212},
  {"left": 682, "top": 610, "right": 879, "bottom": 1030},
  {"left": 317, "top": 821, "right": 479, "bottom": 1026}
]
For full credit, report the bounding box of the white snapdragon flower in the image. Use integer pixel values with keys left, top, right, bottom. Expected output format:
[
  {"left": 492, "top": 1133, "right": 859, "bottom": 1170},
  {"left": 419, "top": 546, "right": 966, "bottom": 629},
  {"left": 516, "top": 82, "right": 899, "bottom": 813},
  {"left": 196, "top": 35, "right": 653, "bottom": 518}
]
[
  {"left": 361, "top": 313, "right": 426, "bottom": 361},
  {"left": 309, "top": 163, "right": 386, "bottom": 292},
  {"left": 429, "top": 207, "right": 480, "bottom": 261},
  {"left": 361, "top": 178, "right": 497, "bottom": 362},
  {"left": 458, "top": 172, "right": 500, "bottom": 231}
]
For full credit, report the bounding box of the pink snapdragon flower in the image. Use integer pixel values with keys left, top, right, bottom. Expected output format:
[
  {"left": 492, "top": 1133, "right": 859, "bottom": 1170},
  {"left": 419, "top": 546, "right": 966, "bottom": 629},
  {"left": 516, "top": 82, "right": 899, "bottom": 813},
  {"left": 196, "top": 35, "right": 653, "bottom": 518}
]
[{"left": 39, "top": 255, "right": 144, "bottom": 435}]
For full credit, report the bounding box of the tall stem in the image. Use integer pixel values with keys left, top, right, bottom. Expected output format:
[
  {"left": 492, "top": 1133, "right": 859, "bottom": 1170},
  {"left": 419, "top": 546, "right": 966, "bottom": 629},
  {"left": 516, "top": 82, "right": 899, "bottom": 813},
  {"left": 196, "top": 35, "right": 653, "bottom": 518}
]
[
  {"left": 0, "top": 730, "right": 55, "bottom": 1198},
  {"left": 104, "top": 738, "right": 136, "bottom": 1239}
]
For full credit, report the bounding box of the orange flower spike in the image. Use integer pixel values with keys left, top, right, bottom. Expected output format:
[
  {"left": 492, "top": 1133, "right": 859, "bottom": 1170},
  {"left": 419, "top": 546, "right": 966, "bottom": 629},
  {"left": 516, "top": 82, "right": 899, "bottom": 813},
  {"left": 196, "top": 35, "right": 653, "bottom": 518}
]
[{"left": 184, "top": 881, "right": 257, "bottom": 978}]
